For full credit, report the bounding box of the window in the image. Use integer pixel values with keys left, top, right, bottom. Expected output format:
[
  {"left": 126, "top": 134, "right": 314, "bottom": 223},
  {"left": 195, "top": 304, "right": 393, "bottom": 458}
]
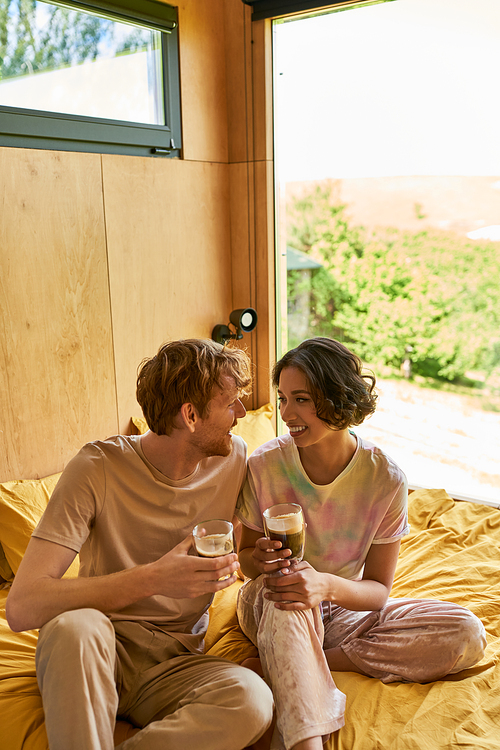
[
  {"left": 0, "top": 0, "right": 181, "bottom": 157},
  {"left": 274, "top": 0, "right": 500, "bottom": 504}
]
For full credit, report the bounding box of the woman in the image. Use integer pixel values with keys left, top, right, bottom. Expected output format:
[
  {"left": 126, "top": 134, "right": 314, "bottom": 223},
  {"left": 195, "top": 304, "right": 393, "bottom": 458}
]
[{"left": 236, "top": 337, "right": 486, "bottom": 750}]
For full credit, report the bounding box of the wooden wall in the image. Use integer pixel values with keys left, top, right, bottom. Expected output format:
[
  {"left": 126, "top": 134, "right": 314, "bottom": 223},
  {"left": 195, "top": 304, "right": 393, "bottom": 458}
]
[{"left": 0, "top": 0, "right": 275, "bottom": 482}]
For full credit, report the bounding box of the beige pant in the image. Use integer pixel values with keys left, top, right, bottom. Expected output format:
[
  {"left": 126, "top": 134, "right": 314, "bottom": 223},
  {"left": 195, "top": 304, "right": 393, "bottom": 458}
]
[
  {"left": 237, "top": 577, "right": 486, "bottom": 750},
  {"left": 36, "top": 608, "right": 274, "bottom": 750}
]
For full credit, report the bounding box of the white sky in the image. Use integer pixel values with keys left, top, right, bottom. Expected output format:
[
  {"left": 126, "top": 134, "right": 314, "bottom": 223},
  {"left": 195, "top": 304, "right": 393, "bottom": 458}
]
[{"left": 274, "top": 0, "right": 500, "bottom": 181}]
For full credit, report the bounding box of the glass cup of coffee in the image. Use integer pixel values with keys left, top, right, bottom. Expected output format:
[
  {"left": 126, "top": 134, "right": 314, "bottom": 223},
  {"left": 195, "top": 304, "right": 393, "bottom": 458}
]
[
  {"left": 263, "top": 503, "right": 305, "bottom": 564},
  {"left": 192, "top": 519, "right": 234, "bottom": 580}
]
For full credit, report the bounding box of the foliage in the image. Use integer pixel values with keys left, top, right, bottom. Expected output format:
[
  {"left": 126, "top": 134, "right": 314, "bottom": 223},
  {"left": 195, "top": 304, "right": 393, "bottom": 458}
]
[
  {"left": 286, "top": 266, "right": 345, "bottom": 349},
  {"left": 286, "top": 185, "right": 361, "bottom": 347},
  {"left": 0, "top": 0, "right": 149, "bottom": 82},
  {"left": 287, "top": 186, "right": 500, "bottom": 381},
  {"left": 287, "top": 184, "right": 365, "bottom": 261},
  {"left": 0, "top": 0, "right": 113, "bottom": 79},
  {"left": 116, "top": 27, "right": 151, "bottom": 54}
]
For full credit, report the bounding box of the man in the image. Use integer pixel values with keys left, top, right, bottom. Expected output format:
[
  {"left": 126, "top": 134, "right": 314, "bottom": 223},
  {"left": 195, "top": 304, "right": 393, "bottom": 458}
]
[{"left": 6, "top": 339, "right": 273, "bottom": 750}]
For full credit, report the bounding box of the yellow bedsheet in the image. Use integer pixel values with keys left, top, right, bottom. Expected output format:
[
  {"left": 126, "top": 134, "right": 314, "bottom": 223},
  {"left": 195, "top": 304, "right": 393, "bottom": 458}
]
[
  {"left": 0, "top": 586, "right": 46, "bottom": 750},
  {"left": 207, "top": 488, "right": 500, "bottom": 750},
  {"left": 331, "top": 488, "right": 500, "bottom": 749},
  {"left": 1, "top": 488, "right": 499, "bottom": 749}
]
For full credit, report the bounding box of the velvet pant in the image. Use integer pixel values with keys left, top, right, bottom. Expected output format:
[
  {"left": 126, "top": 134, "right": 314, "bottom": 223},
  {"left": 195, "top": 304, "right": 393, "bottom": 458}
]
[{"left": 237, "top": 577, "right": 486, "bottom": 750}]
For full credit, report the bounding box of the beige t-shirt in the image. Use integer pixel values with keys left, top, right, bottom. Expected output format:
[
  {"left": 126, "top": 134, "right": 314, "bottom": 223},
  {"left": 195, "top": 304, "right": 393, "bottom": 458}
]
[{"left": 33, "top": 434, "right": 247, "bottom": 652}]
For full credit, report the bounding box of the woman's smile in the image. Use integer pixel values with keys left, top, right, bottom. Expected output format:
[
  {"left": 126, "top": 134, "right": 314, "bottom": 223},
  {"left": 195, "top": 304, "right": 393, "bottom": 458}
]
[{"left": 288, "top": 424, "right": 308, "bottom": 438}]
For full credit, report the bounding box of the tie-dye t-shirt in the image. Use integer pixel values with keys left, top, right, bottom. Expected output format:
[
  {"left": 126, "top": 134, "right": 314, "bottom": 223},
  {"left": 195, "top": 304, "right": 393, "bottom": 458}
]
[{"left": 236, "top": 433, "right": 409, "bottom": 581}]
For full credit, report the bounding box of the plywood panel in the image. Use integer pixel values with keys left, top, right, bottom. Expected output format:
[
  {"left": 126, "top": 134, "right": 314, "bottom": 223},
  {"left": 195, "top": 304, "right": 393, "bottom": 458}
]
[
  {"left": 226, "top": 10, "right": 276, "bottom": 408},
  {"left": 248, "top": 17, "right": 275, "bottom": 405},
  {"left": 102, "top": 155, "right": 233, "bottom": 430},
  {"left": 224, "top": 0, "right": 254, "bottom": 165},
  {"left": 0, "top": 148, "right": 117, "bottom": 481},
  {"left": 228, "top": 158, "right": 275, "bottom": 411},
  {"left": 253, "top": 158, "right": 276, "bottom": 408},
  {"left": 178, "top": 0, "right": 229, "bottom": 163},
  {"left": 229, "top": 157, "right": 276, "bottom": 409},
  {"left": 228, "top": 161, "right": 258, "bottom": 407},
  {"left": 252, "top": 19, "right": 274, "bottom": 163}
]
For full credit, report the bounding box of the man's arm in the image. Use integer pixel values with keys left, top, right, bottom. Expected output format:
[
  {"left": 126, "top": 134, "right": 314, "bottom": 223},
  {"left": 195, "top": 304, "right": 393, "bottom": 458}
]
[{"left": 6, "top": 535, "right": 241, "bottom": 632}]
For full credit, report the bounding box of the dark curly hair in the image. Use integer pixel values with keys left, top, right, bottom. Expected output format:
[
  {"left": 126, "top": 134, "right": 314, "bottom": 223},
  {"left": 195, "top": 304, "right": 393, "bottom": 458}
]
[
  {"left": 137, "top": 339, "right": 252, "bottom": 436},
  {"left": 272, "top": 337, "right": 377, "bottom": 430}
]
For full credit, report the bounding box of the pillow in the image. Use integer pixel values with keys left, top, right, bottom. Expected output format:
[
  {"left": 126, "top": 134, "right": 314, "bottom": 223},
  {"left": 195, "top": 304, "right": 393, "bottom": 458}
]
[
  {"left": 131, "top": 416, "right": 148, "bottom": 434},
  {"left": 205, "top": 625, "right": 257, "bottom": 664},
  {"left": 0, "top": 473, "right": 79, "bottom": 578},
  {"left": 205, "top": 580, "right": 257, "bottom": 664},
  {"left": 230, "top": 402, "right": 275, "bottom": 456},
  {"left": 205, "top": 580, "right": 243, "bottom": 652},
  {"left": 407, "top": 487, "right": 455, "bottom": 533},
  {"left": 131, "top": 402, "right": 276, "bottom": 456},
  {"left": 0, "top": 542, "right": 13, "bottom": 582}
]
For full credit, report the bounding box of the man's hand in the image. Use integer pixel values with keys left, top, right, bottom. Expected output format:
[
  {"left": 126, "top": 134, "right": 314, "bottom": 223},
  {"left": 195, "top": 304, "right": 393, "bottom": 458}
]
[
  {"left": 149, "top": 534, "right": 241, "bottom": 599},
  {"left": 263, "top": 561, "right": 329, "bottom": 611},
  {"left": 6, "top": 534, "right": 241, "bottom": 633}
]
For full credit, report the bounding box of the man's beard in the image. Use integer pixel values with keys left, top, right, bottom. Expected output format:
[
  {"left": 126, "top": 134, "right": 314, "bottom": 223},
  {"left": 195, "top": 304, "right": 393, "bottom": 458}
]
[{"left": 196, "top": 431, "right": 233, "bottom": 459}]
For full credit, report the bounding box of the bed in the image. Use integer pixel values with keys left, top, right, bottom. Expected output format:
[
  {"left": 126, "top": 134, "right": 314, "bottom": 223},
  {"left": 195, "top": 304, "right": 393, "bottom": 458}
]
[{"left": 1, "top": 410, "right": 499, "bottom": 749}]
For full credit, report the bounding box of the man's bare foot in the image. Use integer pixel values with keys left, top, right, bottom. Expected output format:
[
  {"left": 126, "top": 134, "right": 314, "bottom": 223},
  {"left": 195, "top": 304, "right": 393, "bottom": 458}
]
[
  {"left": 242, "top": 656, "right": 265, "bottom": 678},
  {"left": 114, "top": 721, "right": 141, "bottom": 746},
  {"left": 242, "top": 656, "right": 274, "bottom": 749},
  {"left": 244, "top": 712, "right": 276, "bottom": 750}
]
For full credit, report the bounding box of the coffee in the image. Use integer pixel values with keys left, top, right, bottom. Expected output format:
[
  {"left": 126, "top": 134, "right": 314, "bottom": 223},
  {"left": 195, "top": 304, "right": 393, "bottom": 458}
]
[
  {"left": 194, "top": 532, "right": 233, "bottom": 558},
  {"left": 268, "top": 529, "right": 305, "bottom": 560},
  {"left": 265, "top": 511, "right": 305, "bottom": 561}
]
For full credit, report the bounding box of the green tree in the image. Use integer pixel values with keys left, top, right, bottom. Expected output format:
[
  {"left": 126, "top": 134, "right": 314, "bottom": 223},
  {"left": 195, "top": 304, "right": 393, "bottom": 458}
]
[
  {"left": 286, "top": 185, "right": 500, "bottom": 381},
  {"left": 287, "top": 266, "right": 345, "bottom": 349},
  {"left": 286, "top": 185, "right": 362, "bottom": 346},
  {"left": 116, "top": 27, "right": 151, "bottom": 54},
  {"left": 1, "top": 0, "right": 114, "bottom": 80},
  {"left": 287, "top": 184, "right": 364, "bottom": 263}
]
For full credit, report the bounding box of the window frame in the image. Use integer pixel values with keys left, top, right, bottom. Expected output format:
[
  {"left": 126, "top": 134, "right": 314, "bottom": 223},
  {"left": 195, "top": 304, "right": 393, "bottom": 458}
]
[
  {"left": 0, "top": 0, "right": 181, "bottom": 158},
  {"left": 244, "top": 0, "right": 394, "bottom": 21}
]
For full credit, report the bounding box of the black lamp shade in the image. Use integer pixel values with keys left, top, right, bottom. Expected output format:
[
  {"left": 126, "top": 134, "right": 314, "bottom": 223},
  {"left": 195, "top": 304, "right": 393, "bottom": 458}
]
[{"left": 229, "top": 308, "right": 258, "bottom": 332}]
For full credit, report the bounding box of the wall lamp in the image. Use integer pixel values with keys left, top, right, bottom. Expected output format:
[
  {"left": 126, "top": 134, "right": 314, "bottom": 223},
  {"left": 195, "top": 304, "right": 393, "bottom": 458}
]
[{"left": 212, "top": 308, "right": 258, "bottom": 344}]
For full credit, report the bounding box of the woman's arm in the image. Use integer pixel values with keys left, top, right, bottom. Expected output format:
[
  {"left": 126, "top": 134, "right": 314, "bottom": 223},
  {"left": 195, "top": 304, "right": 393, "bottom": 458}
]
[
  {"left": 263, "top": 539, "right": 401, "bottom": 612},
  {"left": 238, "top": 524, "right": 292, "bottom": 580}
]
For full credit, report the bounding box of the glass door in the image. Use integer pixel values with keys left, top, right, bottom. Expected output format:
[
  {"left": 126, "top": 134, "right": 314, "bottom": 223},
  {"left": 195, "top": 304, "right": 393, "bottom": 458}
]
[{"left": 273, "top": 0, "right": 500, "bottom": 503}]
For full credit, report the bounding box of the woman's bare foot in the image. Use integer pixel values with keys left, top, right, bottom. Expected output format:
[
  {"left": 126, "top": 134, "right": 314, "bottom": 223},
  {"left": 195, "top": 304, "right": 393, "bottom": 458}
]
[
  {"left": 292, "top": 738, "right": 323, "bottom": 750},
  {"left": 325, "top": 646, "right": 365, "bottom": 674}
]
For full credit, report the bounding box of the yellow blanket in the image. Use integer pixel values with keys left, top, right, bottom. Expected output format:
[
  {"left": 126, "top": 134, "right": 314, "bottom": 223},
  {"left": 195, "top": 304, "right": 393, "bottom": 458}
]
[
  {"left": 206, "top": 488, "right": 500, "bottom": 750},
  {"left": 329, "top": 488, "right": 500, "bottom": 749},
  {"left": 1, "top": 487, "right": 499, "bottom": 749}
]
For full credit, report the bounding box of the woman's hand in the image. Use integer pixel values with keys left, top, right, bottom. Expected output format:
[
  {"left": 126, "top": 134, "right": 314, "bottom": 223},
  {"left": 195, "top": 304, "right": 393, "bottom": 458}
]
[
  {"left": 263, "top": 540, "right": 403, "bottom": 613},
  {"left": 238, "top": 525, "right": 292, "bottom": 580},
  {"left": 251, "top": 536, "right": 292, "bottom": 576},
  {"left": 263, "top": 561, "right": 330, "bottom": 610}
]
